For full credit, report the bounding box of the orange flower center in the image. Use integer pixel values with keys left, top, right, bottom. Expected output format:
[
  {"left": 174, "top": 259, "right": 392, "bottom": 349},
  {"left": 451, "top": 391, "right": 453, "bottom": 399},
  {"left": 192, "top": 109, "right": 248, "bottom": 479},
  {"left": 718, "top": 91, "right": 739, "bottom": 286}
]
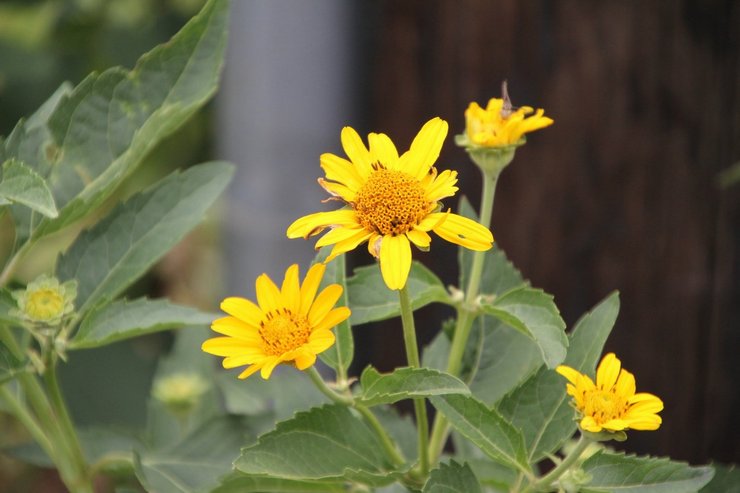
[
  {"left": 258, "top": 309, "right": 311, "bottom": 356},
  {"left": 353, "top": 168, "right": 429, "bottom": 236},
  {"left": 582, "top": 389, "right": 629, "bottom": 424},
  {"left": 26, "top": 289, "right": 65, "bottom": 321}
]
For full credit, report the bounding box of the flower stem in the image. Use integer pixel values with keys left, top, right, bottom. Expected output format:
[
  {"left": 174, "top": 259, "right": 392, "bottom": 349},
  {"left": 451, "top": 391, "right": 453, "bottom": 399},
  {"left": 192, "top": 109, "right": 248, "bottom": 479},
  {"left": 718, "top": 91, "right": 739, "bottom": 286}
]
[
  {"left": 429, "top": 171, "right": 499, "bottom": 462},
  {"left": 0, "top": 386, "right": 54, "bottom": 458},
  {"left": 521, "top": 434, "right": 591, "bottom": 493},
  {"left": 398, "top": 285, "right": 430, "bottom": 477},
  {"left": 306, "top": 366, "right": 405, "bottom": 467}
]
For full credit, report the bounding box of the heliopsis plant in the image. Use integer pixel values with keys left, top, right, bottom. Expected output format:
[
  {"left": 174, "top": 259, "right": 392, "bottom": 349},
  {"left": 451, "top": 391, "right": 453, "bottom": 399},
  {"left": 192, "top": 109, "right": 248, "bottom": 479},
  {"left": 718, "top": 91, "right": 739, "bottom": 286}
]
[{"left": 0, "top": 1, "right": 724, "bottom": 492}]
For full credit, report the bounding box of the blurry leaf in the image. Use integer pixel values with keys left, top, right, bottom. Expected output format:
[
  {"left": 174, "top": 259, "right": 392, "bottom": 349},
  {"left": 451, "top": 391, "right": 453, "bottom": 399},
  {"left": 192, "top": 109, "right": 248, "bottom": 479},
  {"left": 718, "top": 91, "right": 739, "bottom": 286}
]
[
  {"left": 581, "top": 452, "right": 714, "bottom": 493},
  {"left": 135, "top": 416, "right": 249, "bottom": 493},
  {"left": 479, "top": 287, "right": 567, "bottom": 369},
  {"left": 314, "top": 247, "right": 353, "bottom": 375},
  {"left": 0, "top": 159, "right": 57, "bottom": 217},
  {"left": 372, "top": 405, "right": 417, "bottom": 463},
  {"left": 348, "top": 261, "right": 449, "bottom": 325},
  {"left": 69, "top": 298, "right": 215, "bottom": 349},
  {"left": 358, "top": 366, "right": 469, "bottom": 407},
  {"left": 214, "top": 474, "right": 347, "bottom": 492},
  {"left": 0, "top": 288, "right": 20, "bottom": 325},
  {"left": 235, "top": 404, "right": 407, "bottom": 486},
  {"left": 1, "top": 0, "right": 230, "bottom": 245},
  {"left": 429, "top": 394, "right": 529, "bottom": 474},
  {"left": 458, "top": 197, "right": 528, "bottom": 295},
  {"left": 421, "top": 326, "right": 451, "bottom": 371},
  {"left": 699, "top": 463, "right": 740, "bottom": 493},
  {"left": 718, "top": 162, "right": 740, "bottom": 189},
  {"left": 497, "top": 292, "right": 620, "bottom": 462},
  {"left": 56, "top": 161, "right": 234, "bottom": 315},
  {"left": 423, "top": 461, "right": 482, "bottom": 493},
  {"left": 465, "top": 458, "right": 517, "bottom": 493},
  {"left": 0, "top": 338, "right": 27, "bottom": 385}
]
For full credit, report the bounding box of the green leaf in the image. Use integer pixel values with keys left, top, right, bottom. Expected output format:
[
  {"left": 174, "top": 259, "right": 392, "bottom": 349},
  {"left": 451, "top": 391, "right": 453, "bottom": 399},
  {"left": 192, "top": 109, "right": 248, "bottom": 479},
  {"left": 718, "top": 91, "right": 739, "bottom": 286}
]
[
  {"left": 358, "top": 366, "right": 470, "bottom": 407},
  {"left": 0, "top": 339, "right": 27, "bottom": 385},
  {"left": 347, "top": 261, "right": 449, "bottom": 325},
  {"left": 581, "top": 452, "right": 714, "bottom": 493},
  {"left": 497, "top": 292, "right": 620, "bottom": 461},
  {"left": 480, "top": 287, "right": 567, "bottom": 368},
  {"left": 0, "top": 159, "right": 57, "bottom": 217},
  {"left": 429, "top": 394, "right": 529, "bottom": 474},
  {"left": 1, "top": 0, "right": 230, "bottom": 244},
  {"left": 458, "top": 197, "right": 527, "bottom": 296},
  {"left": 135, "top": 416, "right": 249, "bottom": 493},
  {"left": 214, "top": 474, "right": 347, "bottom": 493},
  {"left": 235, "top": 404, "right": 407, "bottom": 486},
  {"left": 0, "top": 288, "right": 21, "bottom": 325},
  {"left": 314, "top": 247, "right": 353, "bottom": 375},
  {"left": 423, "top": 460, "right": 482, "bottom": 493},
  {"left": 69, "top": 298, "right": 215, "bottom": 349},
  {"left": 700, "top": 463, "right": 740, "bottom": 493},
  {"left": 56, "top": 161, "right": 233, "bottom": 315}
]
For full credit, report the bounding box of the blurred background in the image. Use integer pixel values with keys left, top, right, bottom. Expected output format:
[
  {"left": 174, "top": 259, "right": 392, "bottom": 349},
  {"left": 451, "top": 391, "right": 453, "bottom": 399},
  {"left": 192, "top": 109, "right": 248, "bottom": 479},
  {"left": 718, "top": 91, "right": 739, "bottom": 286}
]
[{"left": 0, "top": 0, "right": 738, "bottom": 488}]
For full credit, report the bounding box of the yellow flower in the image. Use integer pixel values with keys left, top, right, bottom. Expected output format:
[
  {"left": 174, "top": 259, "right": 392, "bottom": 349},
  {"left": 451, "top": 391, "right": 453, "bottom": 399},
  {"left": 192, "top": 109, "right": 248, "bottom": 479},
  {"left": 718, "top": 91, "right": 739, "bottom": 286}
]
[
  {"left": 152, "top": 372, "right": 208, "bottom": 415},
  {"left": 12, "top": 275, "right": 77, "bottom": 325},
  {"left": 463, "top": 97, "right": 553, "bottom": 147},
  {"left": 287, "top": 118, "right": 494, "bottom": 290},
  {"left": 202, "top": 263, "right": 350, "bottom": 380},
  {"left": 557, "top": 353, "right": 664, "bottom": 433}
]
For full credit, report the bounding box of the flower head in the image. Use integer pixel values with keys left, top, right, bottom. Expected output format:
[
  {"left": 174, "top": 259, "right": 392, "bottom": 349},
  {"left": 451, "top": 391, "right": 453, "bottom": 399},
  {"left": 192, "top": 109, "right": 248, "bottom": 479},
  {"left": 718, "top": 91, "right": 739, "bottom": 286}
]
[
  {"left": 152, "top": 372, "right": 208, "bottom": 415},
  {"left": 287, "top": 118, "right": 493, "bottom": 290},
  {"left": 557, "top": 353, "right": 664, "bottom": 434},
  {"left": 12, "top": 274, "right": 77, "bottom": 325},
  {"left": 202, "top": 263, "right": 350, "bottom": 380},
  {"left": 461, "top": 93, "right": 553, "bottom": 148}
]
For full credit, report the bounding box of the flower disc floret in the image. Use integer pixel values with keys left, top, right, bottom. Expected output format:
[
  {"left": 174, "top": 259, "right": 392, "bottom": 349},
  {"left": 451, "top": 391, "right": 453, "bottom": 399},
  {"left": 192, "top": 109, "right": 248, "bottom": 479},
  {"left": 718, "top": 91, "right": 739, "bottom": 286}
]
[
  {"left": 202, "top": 263, "right": 350, "bottom": 380},
  {"left": 287, "top": 117, "right": 494, "bottom": 290},
  {"left": 557, "top": 353, "right": 664, "bottom": 434}
]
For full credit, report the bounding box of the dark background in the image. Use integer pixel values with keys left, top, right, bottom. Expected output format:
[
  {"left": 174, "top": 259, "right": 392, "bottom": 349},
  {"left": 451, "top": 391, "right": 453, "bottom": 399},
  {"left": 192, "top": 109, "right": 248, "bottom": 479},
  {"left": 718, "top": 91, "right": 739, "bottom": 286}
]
[{"left": 350, "top": 0, "right": 739, "bottom": 466}]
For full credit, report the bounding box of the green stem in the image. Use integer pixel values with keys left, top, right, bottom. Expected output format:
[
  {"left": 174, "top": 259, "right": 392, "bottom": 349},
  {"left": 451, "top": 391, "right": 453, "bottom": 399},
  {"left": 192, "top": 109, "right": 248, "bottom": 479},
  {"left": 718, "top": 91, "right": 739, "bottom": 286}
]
[
  {"left": 398, "top": 285, "right": 430, "bottom": 477},
  {"left": 0, "top": 241, "right": 31, "bottom": 287},
  {"left": 521, "top": 434, "right": 591, "bottom": 493},
  {"left": 429, "top": 171, "right": 499, "bottom": 462},
  {"left": 306, "top": 367, "right": 405, "bottom": 467},
  {"left": 0, "top": 386, "right": 54, "bottom": 458}
]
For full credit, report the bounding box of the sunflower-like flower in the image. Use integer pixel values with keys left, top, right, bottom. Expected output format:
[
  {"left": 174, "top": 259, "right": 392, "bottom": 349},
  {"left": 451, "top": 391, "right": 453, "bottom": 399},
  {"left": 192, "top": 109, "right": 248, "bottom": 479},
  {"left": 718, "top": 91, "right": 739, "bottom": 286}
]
[
  {"left": 557, "top": 353, "right": 664, "bottom": 434},
  {"left": 287, "top": 118, "right": 493, "bottom": 290},
  {"left": 202, "top": 264, "right": 349, "bottom": 380},
  {"left": 461, "top": 96, "right": 553, "bottom": 148}
]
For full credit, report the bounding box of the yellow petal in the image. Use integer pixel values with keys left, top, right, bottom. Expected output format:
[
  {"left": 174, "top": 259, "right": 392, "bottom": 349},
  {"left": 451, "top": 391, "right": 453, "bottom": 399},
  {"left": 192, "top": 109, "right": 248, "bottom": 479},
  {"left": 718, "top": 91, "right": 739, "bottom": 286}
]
[
  {"left": 425, "top": 169, "right": 459, "bottom": 202},
  {"left": 211, "top": 316, "right": 261, "bottom": 341},
  {"left": 379, "top": 234, "right": 412, "bottom": 290},
  {"left": 320, "top": 152, "right": 362, "bottom": 190},
  {"left": 307, "top": 329, "right": 336, "bottom": 353},
  {"left": 368, "top": 132, "right": 399, "bottom": 169},
  {"left": 260, "top": 356, "right": 283, "bottom": 379},
  {"left": 600, "top": 419, "right": 629, "bottom": 432},
  {"left": 256, "top": 273, "right": 282, "bottom": 314},
  {"left": 308, "top": 284, "right": 343, "bottom": 326},
  {"left": 281, "top": 264, "right": 301, "bottom": 314},
  {"left": 399, "top": 117, "right": 448, "bottom": 179},
  {"left": 417, "top": 211, "right": 449, "bottom": 232},
  {"left": 624, "top": 415, "right": 662, "bottom": 430},
  {"left": 299, "top": 263, "right": 325, "bottom": 316},
  {"left": 556, "top": 365, "right": 582, "bottom": 386},
  {"left": 223, "top": 353, "right": 266, "bottom": 368},
  {"left": 287, "top": 209, "right": 360, "bottom": 239},
  {"left": 220, "top": 297, "right": 264, "bottom": 326},
  {"left": 579, "top": 416, "right": 602, "bottom": 433},
  {"left": 316, "top": 225, "right": 368, "bottom": 249},
  {"left": 406, "top": 228, "right": 431, "bottom": 249},
  {"left": 238, "top": 364, "right": 262, "bottom": 379},
  {"left": 294, "top": 349, "right": 317, "bottom": 370},
  {"left": 319, "top": 178, "right": 356, "bottom": 202},
  {"left": 326, "top": 229, "right": 373, "bottom": 262},
  {"left": 341, "top": 126, "right": 373, "bottom": 178},
  {"left": 596, "top": 353, "right": 621, "bottom": 390},
  {"left": 432, "top": 213, "right": 493, "bottom": 251},
  {"left": 313, "top": 306, "right": 351, "bottom": 332},
  {"left": 202, "top": 337, "right": 258, "bottom": 357},
  {"left": 615, "top": 368, "right": 636, "bottom": 397}
]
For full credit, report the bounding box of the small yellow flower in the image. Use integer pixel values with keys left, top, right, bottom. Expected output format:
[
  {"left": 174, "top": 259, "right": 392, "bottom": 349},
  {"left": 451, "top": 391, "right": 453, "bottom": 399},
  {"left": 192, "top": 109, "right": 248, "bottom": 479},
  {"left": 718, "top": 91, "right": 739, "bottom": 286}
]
[
  {"left": 152, "top": 372, "right": 208, "bottom": 415},
  {"left": 463, "top": 96, "right": 553, "bottom": 148},
  {"left": 202, "top": 263, "right": 350, "bottom": 380},
  {"left": 12, "top": 275, "right": 77, "bottom": 325},
  {"left": 557, "top": 353, "right": 664, "bottom": 433},
  {"left": 287, "top": 118, "right": 494, "bottom": 290}
]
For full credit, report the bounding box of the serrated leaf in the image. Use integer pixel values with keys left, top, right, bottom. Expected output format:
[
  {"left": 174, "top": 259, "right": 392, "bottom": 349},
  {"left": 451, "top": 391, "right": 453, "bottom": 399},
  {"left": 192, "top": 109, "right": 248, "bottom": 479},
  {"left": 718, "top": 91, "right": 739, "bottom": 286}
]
[
  {"left": 235, "top": 404, "right": 407, "bottom": 486},
  {"left": 581, "top": 452, "right": 714, "bottom": 493},
  {"left": 314, "top": 247, "right": 353, "bottom": 375},
  {"left": 2, "top": 0, "right": 230, "bottom": 245},
  {"left": 213, "top": 474, "right": 347, "bottom": 492},
  {"left": 56, "top": 161, "right": 233, "bottom": 315},
  {"left": 69, "top": 298, "right": 215, "bottom": 349},
  {"left": 699, "top": 463, "right": 740, "bottom": 493},
  {"left": 458, "top": 197, "right": 527, "bottom": 295},
  {"left": 429, "top": 394, "right": 529, "bottom": 474},
  {"left": 347, "top": 261, "right": 450, "bottom": 325},
  {"left": 480, "top": 287, "right": 567, "bottom": 369},
  {"left": 358, "top": 366, "right": 470, "bottom": 407},
  {"left": 135, "top": 416, "right": 249, "bottom": 493},
  {"left": 0, "top": 159, "right": 57, "bottom": 217},
  {"left": 423, "top": 460, "right": 482, "bottom": 493},
  {"left": 497, "top": 292, "right": 620, "bottom": 462}
]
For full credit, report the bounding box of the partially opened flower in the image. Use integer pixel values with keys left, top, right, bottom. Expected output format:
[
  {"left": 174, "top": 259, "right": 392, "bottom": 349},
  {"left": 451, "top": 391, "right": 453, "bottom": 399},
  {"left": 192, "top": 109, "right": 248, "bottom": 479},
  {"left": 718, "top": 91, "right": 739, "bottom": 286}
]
[
  {"left": 462, "top": 95, "right": 553, "bottom": 148},
  {"left": 557, "top": 353, "right": 664, "bottom": 434},
  {"left": 12, "top": 274, "right": 77, "bottom": 326},
  {"left": 202, "top": 263, "right": 349, "bottom": 380},
  {"left": 287, "top": 117, "right": 493, "bottom": 290}
]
